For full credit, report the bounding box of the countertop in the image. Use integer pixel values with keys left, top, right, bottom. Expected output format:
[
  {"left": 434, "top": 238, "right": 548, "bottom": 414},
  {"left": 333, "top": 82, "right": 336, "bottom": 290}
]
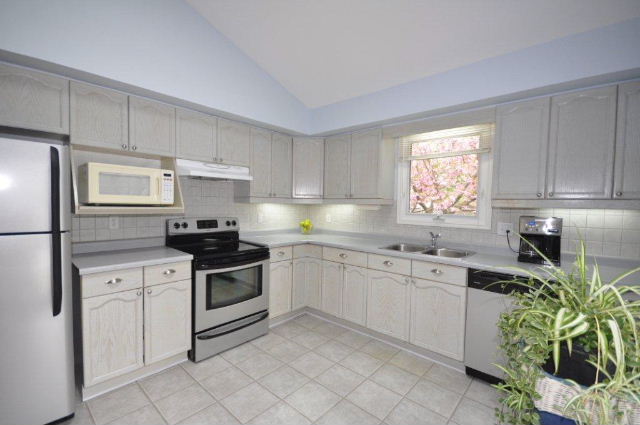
[{"left": 73, "top": 247, "right": 193, "bottom": 275}]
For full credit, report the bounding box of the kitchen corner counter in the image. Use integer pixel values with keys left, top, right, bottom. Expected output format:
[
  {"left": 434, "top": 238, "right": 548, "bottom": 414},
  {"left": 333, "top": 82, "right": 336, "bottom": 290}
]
[{"left": 73, "top": 247, "right": 193, "bottom": 275}]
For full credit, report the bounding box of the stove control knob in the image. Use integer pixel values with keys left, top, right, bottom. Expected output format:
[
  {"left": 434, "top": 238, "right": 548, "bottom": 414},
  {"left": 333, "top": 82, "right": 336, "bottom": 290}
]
[
  {"left": 173, "top": 222, "right": 180, "bottom": 229},
  {"left": 226, "top": 220, "right": 231, "bottom": 226},
  {"left": 232, "top": 220, "right": 237, "bottom": 226},
  {"left": 182, "top": 222, "right": 188, "bottom": 229}
]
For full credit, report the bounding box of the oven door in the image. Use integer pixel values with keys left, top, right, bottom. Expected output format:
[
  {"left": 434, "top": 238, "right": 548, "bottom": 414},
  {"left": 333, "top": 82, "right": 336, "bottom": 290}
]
[{"left": 194, "top": 259, "right": 269, "bottom": 332}]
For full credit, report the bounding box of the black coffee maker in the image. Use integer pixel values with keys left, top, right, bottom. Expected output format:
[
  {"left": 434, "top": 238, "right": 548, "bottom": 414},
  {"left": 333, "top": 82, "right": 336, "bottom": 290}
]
[{"left": 517, "top": 216, "right": 562, "bottom": 266}]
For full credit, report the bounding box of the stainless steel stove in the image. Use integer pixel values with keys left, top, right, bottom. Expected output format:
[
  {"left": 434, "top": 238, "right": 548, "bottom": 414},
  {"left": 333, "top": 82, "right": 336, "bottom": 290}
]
[{"left": 166, "top": 217, "right": 270, "bottom": 362}]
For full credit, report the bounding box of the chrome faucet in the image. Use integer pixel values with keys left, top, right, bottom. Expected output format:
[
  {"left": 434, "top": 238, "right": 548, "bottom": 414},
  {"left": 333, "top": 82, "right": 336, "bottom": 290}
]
[{"left": 429, "top": 232, "right": 441, "bottom": 248}]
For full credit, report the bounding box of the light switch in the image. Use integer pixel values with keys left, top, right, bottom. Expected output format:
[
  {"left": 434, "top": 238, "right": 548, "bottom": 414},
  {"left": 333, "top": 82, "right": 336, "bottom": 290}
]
[{"left": 325, "top": 214, "right": 332, "bottom": 223}]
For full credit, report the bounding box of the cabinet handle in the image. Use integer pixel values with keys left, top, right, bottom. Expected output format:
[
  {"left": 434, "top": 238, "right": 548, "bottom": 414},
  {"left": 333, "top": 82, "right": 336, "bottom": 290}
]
[
  {"left": 213, "top": 157, "right": 218, "bottom": 162},
  {"left": 536, "top": 193, "right": 542, "bottom": 198},
  {"left": 147, "top": 289, "right": 152, "bottom": 294},
  {"left": 548, "top": 192, "right": 554, "bottom": 197},
  {"left": 219, "top": 157, "right": 223, "bottom": 162},
  {"left": 616, "top": 191, "right": 622, "bottom": 197},
  {"left": 431, "top": 268, "right": 443, "bottom": 275},
  {"left": 163, "top": 269, "right": 176, "bottom": 275},
  {"left": 136, "top": 290, "right": 141, "bottom": 296},
  {"left": 339, "top": 253, "right": 347, "bottom": 259},
  {"left": 121, "top": 144, "right": 128, "bottom": 150},
  {"left": 402, "top": 277, "right": 410, "bottom": 285},
  {"left": 105, "top": 278, "right": 122, "bottom": 285},
  {"left": 383, "top": 260, "right": 393, "bottom": 267},
  {"left": 131, "top": 145, "right": 137, "bottom": 151},
  {"left": 277, "top": 251, "right": 285, "bottom": 256}
]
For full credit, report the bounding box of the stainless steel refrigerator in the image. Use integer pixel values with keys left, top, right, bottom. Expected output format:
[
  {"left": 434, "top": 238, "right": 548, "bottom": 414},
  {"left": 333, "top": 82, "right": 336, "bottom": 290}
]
[{"left": 0, "top": 136, "right": 75, "bottom": 424}]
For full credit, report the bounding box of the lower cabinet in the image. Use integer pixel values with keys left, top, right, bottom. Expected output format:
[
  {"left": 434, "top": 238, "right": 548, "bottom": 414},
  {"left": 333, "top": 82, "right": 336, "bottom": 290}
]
[
  {"left": 321, "top": 260, "right": 343, "bottom": 317},
  {"left": 292, "top": 257, "right": 322, "bottom": 310},
  {"left": 410, "top": 278, "right": 466, "bottom": 361},
  {"left": 366, "top": 270, "right": 411, "bottom": 341},
  {"left": 269, "top": 260, "right": 293, "bottom": 318},
  {"left": 342, "top": 265, "right": 367, "bottom": 326}
]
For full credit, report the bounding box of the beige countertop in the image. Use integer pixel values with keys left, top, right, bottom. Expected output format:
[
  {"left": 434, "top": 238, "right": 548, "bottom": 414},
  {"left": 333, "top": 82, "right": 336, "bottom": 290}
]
[{"left": 73, "top": 246, "right": 193, "bottom": 275}]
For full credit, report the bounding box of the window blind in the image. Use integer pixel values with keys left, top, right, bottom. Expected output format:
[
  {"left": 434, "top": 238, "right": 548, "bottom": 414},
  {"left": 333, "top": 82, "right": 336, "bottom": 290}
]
[{"left": 398, "top": 123, "right": 494, "bottom": 161}]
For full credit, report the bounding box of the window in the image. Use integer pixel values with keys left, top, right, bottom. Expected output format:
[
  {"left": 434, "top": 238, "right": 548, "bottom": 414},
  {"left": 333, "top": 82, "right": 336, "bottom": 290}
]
[{"left": 396, "top": 124, "right": 493, "bottom": 229}]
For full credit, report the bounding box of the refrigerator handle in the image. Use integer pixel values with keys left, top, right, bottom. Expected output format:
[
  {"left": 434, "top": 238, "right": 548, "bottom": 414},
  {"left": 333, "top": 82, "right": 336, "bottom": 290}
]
[{"left": 50, "top": 147, "right": 62, "bottom": 317}]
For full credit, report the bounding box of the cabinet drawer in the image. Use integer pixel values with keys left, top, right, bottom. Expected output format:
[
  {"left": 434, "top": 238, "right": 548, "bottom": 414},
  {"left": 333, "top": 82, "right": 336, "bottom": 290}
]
[
  {"left": 368, "top": 254, "right": 411, "bottom": 275},
  {"left": 293, "top": 244, "right": 322, "bottom": 258},
  {"left": 411, "top": 261, "right": 467, "bottom": 287},
  {"left": 144, "top": 261, "right": 192, "bottom": 287},
  {"left": 82, "top": 267, "right": 143, "bottom": 298},
  {"left": 270, "top": 246, "right": 293, "bottom": 261},
  {"left": 322, "top": 247, "right": 367, "bottom": 267}
]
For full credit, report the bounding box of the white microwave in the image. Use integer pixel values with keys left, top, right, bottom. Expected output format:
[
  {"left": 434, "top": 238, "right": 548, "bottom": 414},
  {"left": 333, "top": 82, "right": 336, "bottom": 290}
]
[{"left": 78, "top": 162, "right": 174, "bottom": 205}]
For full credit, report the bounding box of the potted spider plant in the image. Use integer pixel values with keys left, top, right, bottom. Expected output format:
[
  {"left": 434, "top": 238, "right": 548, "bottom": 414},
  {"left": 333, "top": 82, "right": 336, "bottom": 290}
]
[{"left": 494, "top": 240, "right": 640, "bottom": 425}]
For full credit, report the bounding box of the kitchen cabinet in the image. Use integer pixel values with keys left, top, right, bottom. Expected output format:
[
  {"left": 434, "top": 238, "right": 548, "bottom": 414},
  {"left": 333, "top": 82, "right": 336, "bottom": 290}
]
[
  {"left": 410, "top": 278, "right": 466, "bottom": 361},
  {"left": 324, "top": 134, "right": 351, "bottom": 198},
  {"left": 271, "top": 133, "right": 293, "bottom": 198},
  {"left": 250, "top": 127, "right": 273, "bottom": 197},
  {"left": 70, "top": 81, "right": 128, "bottom": 150},
  {"left": 342, "top": 265, "right": 367, "bottom": 326},
  {"left": 614, "top": 81, "right": 640, "bottom": 200},
  {"left": 350, "top": 128, "right": 382, "bottom": 198},
  {"left": 176, "top": 108, "right": 217, "bottom": 161},
  {"left": 493, "top": 98, "right": 550, "bottom": 199},
  {"left": 218, "top": 118, "right": 251, "bottom": 167},
  {"left": 547, "top": 86, "right": 617, "bottom": 199},
  {"left": 0, "top": 63, "right": 69, "bottom": 134},
  {"left": 269, "top": 260, "right": 293, "bottom": 318},
  {"left": 82, "top": 289, "right": 144, "bottom": 387},
  {"left": 321, "top": 260, "right": 343, "bottom": 317},
  {"left": 366, "top": 270, "right": 410, "bottom": 341},
  {"left": 129, "top": 96, "right": 176, "bottom": 156},
  {"left": 143, "top": 279, "right": 191, "bottom": 365},
  {"left": 292, "top": 257, "right": 322, "bottom": 310},
  {"left": 293, "top": 137, "right": 324, "bottom": 198}
]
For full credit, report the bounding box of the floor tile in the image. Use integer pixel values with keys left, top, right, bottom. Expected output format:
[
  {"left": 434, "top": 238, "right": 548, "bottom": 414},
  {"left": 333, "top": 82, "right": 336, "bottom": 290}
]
[
  {"left": 293, "top": 314, "right": 325, "bottom": 330},
  {"left": 388, "top": 350, "right": 433, "bottom": 376},
  {"left": 384, "top": 398, "right": 447, "bottom": 425},
  {"left": 340, "top": 351, "right": 384, "bottom": 377},
  {"left": 65, "top": 403, "right": 94, "bottom": 425},
  {"left": 290, "top": 351, "right": 334, "bottom": 378},
  {"left": 221, "top": 382, "right": 279, "bottom": 424},
  {"left": 450, "top": 398, "right": 497, "bottom": 425},
  {"left": 313, "top": 340, "right": 354, "bottom": 362},
  {"left": 178, "top": 403, "right": 240, "bottom": 425},
  {"left": 139, "top": 366, "right": 195, "bottom": 401},
  {"left": 291, "top": 330, "right": 329, "bottom": 349},
  {"left": 315, "top": 399, "right": 379, "bottom": 425},
  {"left": 314, "top": 321, "right": 349, "bottom": 338},
  {"left": 199, "top": 366, "right": 253, "bottom": 400},
  {"left": 464, "top": 379, "right": 500, "bottom": 408},
  {"left": 360, "top": 340, "right": 400, "bottom": 361},
  {"left": 264, "top": 339, "right": 308, "bottom": 363},
  {"left": 370, "top": 364, "right": 420, "bottom": 395},
  {"left": 424, "top": 364, "right": 472, "bottom": 394},
  {"left": 335, "top": 330, "right": 372, "bottom": 349},
  {"left": 259, "top": 366, "right": 309, "bottom": 399},
  {"left": 235, "top": 352, "right": 283, "bottom": 380},
  {"left": 220, "top": 343, "right": 264, "bottom": 365},
  {"left": 406, "top": 378, "right": 462, "bottom": 418},
  {"left": 108, "top": 405, "right": 165, "bottom": 425},
  {"left": 271, "top": 321, "right": 307, "bottom": 339},
  {"left": 284, "top": 381, "right": 341, "bottom": 421},
  {"left": 248, "top": 401, "right": 311, "bottom": 425},
  {"left": 346, "top": 380, "right": 402, "bottom": 420},
  {"left": 154, "top": 384, "right": 215, "bottom": 425},
  {"left": 314, "top": 364, "right": 366, "bottom": 397},
  {"left": 250, "top": 333, "right": 286, "bottom": 351},
  {"left": 181, "top": 355, "right": 232, "bottom": 381},
  {"left": 87, "top": 383, "right": 150, "bottom": 425}
]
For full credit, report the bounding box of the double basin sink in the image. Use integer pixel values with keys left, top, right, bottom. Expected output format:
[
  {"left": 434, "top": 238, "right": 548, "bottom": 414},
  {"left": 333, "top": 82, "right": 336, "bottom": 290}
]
[{"left": 380, "top": 243, "right": 473, "bottom": 258}]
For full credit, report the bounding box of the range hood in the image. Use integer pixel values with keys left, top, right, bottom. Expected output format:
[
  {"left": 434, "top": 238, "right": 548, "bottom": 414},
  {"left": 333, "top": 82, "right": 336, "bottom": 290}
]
[{"left": 176, "top": 158, "right": 252, "bottom": 181}]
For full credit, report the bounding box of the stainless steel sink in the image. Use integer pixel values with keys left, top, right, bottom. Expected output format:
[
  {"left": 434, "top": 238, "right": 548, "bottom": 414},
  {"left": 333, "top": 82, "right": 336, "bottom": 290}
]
[
  {"left": 380, "top": 243, "right": 428, "bottom": 253},
  {"left": 422, "top": 248, "right": 474, "bottom": 258}
]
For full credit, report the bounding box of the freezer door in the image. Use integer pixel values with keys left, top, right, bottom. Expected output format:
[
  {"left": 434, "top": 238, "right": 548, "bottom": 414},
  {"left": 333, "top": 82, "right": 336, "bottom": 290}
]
[
  {"left": 0, "top": 232, "right": 75, "bottom": 424},
  {"left": 0, "top": 137, "right": 71, "bottom": 233}
]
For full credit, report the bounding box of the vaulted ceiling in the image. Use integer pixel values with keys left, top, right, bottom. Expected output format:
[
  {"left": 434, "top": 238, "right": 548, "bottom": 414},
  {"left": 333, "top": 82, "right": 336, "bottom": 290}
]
[{"left": 186, "top": 0, "right": 640, "bottom": 108}]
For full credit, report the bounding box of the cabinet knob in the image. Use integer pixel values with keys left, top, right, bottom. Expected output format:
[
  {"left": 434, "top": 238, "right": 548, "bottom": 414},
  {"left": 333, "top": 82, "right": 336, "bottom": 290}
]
[
  {"left": 403, "top": 277, "right": 410, "bottom": 285},
  {"left": 121, "top": 144, "right": 128, "bottom": 150},
  {"left": 339, "top": 253, "right": 347, "bottom": 259},
  {"left": 383, "top": 260, "right": 393, "bottom": 267},
  {"left": 616, "top": 191, "right": 622, "bottom": 197},
  {"left": 131, "top": 145, "right": 137, "bottom": 151},
  {"left": 548, "top": 192, "right": 554, "bottom": 197},
  {"left": 219, "top": 157, "right": 223, "bottom": 162},
  {"left": 147, "top": 289, "right": 152, "bottom": 294},
  {"left": 213, "top": 157, "right": 218, "bottom": 162},
  {"left": 105, "top": 278, "right": 122, "bottom": 285},
  {"left": 136, "top": 290, "right": 141, "bottom": 296},
  {"left": 163, "top": 269, "right": 176, "bottom": 275},
  {"left": 431, "top": 268, "right": 443, "bottom": 275},
  {"left": 536, "top": 193, "right": 542, "bottom": 198}
]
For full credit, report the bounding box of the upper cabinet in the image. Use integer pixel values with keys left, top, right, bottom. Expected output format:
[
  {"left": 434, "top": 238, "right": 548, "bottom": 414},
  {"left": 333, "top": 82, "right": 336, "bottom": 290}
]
[
  {"left": 293, "top": 137, "right": 324, "bottom": 198},
  {"left": 129, "top": 96, "right": 176, "bottom": 156},
  {"left": 271, "top": 133, "right": 293, "bottom": 197},
  {"left": 248, "top": 129, "right": 292, "bottom": 199},
  {"left": 547, "top": 86, "right": 617, "bottom": 200},
  {"left": 176, "top": 108, "right": 217, "bottom": 161},
  {"left": 218, "top": 118, "right": 251, "bottom": 167},
  {"left": 350, "top": 128, "right": 382, "bottom": 198},
  {"left": 614, "top": 82, "right": 640, "bottom": 200},
  {"left": 493, "top": 98, "right": 550, "bottom": 199},
  {"left": 324, "top": 134, "right": 351, "bottom": 199},
  {"left": 0, "top": 63, "right": 69, "bottom": 134},
  {"left": 70, "top": 81, "right": 129, "bottom": 151}
]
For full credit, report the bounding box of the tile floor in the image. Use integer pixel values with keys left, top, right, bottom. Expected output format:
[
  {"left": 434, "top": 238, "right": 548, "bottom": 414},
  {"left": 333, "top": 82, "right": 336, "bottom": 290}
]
[{"left": 63, "top": 314, "right": 500, "bottom": 425}]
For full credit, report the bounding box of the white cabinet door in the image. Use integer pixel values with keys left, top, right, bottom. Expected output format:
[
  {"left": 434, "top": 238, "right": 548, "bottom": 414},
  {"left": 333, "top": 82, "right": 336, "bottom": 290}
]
[
  {"left": 292, "top": 257, "right": 322, "bottom": 310},
  {"left": 614, "top": 81, "right": 640, "bottom": 200},
  {"left": 218, "top": 118, "right": 251, "bottom": 166},
  {"left": 324, "top": 134, "right": 351, "bottom": 198},
  {"left": 366, "top": 270, "right": 410, "bottom": 341},
  {"left": 269, "top": 261, "right": 292, "bottom": 318},
  {"left": 176, "top": 108, "right": 217, "bottom": 161},
  {"left": 547, "top": 86, "right": 617, "bottom": 199},
  {"left": 129, "top": 96, "right": 176, "bottom": 156},
  {"left": 410, "top": 278, "right": 466, "bottom": 361},
  {"left": 493, "top": 98, "right": 550, "bottom": 199},
  {"left": 0, "top": 63, "right": 69, "bottom": 134},
  {"left": 144, "top": 280, "right": 191, "bottom": 365},
  {"left": 70, "top": 81, "right": 128, "bottom": 151},
  {"left": 342, "top": 265, "right": 367, "bottom": 326},
  {"left": 271, "top": 133, "right": 292, "bottom": 198},
  {"left": 306, "top": 258, "right": 322, "bottom": 310},
  {"left": 293, "top": 137, "right": 324, "bottom": 198},
  {"left": 321, "top": 260, "right": 343, "bottom": 317},
  {"left": 82, "top": 289, "right": 144, "bottom": 386},
  {"left": 350, "top": 128, "right": 381, "bottom": 198},
  {"left": 250, "top": 127, "right": 272, "bottom": 197}
]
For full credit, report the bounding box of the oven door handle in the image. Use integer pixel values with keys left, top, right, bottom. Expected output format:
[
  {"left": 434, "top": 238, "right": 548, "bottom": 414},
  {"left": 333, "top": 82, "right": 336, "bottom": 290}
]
[{"left": 196, "top": 311, "right": 269, "bottom": 340}]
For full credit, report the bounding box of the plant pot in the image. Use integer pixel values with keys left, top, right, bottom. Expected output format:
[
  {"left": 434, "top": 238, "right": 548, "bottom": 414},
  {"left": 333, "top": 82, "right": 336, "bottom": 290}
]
[{"left": 541, "top": 342, "right": 614, "bottom": 386}]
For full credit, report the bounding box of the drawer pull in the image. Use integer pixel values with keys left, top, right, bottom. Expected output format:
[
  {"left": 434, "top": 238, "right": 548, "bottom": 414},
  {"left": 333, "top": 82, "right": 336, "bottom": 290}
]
[
  {"left": 402, "top": 277, "right": 410, "bottom": 285},
  {"left": 163, "top": 269, "right": 176, "bottom": 275},
  {"left": 383, "top": 260, "right": 393, "bottom": 267},
  {"left": 431, "top": 269, "right": 443, "bottom": 275},
  {"left": 105, "top": 278, "right": 122, "bottom": 285},
  {"left": 277, "top": 251, "right": 285, "bottom": 256},
  {"left": 339, "top": 253, "right": 348, "bottom": 259}
]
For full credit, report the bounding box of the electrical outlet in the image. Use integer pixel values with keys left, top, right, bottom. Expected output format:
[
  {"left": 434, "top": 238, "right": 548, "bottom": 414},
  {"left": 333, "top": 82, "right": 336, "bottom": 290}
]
[
  {"left": 497, "top": 222, "right": 514, "bottom": 236},
  {"left": 325, "top": 214, "right": 332, "bottom": 223},
  {"left": 257, "top": 212, "right": 265, "bottom": 224},
  {"left": 108, "top": 217, "right": 120, "bottom": 230}
]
